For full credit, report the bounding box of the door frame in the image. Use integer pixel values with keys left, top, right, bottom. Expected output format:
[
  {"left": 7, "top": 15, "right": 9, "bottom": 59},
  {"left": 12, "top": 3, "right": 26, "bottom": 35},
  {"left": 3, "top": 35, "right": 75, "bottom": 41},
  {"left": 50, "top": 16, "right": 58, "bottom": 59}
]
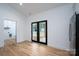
[
  {"left": 76, "top": 14, "right": 79, "bottom": 56},
  {"left": 31, "top": 20, "right": 47, "bottom": 45},
  {"left": 4, "top": 19, "right": 17, "bottom": 44}
]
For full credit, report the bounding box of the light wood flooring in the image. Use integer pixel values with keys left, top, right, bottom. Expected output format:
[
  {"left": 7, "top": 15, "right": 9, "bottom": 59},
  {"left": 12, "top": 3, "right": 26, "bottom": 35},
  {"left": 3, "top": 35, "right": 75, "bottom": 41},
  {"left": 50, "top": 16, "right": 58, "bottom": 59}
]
[{"left": 0, "top": 40, "right": 74, "bottom": 56}]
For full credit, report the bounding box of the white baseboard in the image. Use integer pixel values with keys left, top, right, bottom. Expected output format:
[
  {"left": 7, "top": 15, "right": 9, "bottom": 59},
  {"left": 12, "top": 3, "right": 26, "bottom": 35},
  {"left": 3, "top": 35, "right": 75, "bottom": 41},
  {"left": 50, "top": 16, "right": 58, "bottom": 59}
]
[
  {"left": 48, "top": 43, "right": 71, "bottom": 51},
  {"left": 70, "top": 49, "right": 75, "bottom": 55},
  {"left": 0, "top": 42, "right": 4, "bottom": 48}
]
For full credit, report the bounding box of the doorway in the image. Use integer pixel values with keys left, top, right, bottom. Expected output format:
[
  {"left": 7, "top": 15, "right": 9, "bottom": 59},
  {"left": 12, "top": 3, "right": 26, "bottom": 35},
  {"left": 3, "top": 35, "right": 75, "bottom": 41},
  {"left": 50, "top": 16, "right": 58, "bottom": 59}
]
[
  {"left": 4, "top": 20, "right": 17, "bottom": 46},
  {"left": 31, "top": 20, "right": 47, "bottom": 45}
]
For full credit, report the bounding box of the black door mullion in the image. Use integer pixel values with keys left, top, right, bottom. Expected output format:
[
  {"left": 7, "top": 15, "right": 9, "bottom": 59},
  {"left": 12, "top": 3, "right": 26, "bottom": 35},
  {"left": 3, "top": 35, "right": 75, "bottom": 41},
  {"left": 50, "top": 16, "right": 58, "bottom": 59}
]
[
  {"left": 37, "top": 22, "right": 39, "bottom": 42},
  {"left": 46, "top": 21, "right": 47, "bottom": 45},
  {"left": 76, "top": 14, "right": 79, "bottom": 56}
]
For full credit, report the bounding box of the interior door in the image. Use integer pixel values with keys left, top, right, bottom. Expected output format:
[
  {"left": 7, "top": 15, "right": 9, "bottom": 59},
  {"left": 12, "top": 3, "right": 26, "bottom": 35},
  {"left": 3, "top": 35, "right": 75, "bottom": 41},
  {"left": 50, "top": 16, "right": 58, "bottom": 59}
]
[{"left": 31, "top": 20, "right": 47, "bottom": 45}]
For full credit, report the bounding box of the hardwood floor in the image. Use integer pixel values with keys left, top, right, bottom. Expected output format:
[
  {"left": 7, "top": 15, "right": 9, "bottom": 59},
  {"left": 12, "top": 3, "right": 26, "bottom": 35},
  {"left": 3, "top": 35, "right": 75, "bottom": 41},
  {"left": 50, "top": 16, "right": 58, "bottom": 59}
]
[
  {"left": 0, "top": 40, "right": 73, "bottom": 56},
  {"left": 4, "top": 39, "right": 16, "bottom": 46}
]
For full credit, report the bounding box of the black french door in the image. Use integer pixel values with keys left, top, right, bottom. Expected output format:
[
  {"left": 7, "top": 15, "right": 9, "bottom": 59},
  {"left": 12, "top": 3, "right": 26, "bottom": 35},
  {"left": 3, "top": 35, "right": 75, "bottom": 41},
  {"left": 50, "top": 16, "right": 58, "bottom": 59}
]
[
  {"left": 31, "top": 20, "right": 47, "bottom": 45},
  {"left": 76, "top": 14, "right": 79, "bottom": 56}
]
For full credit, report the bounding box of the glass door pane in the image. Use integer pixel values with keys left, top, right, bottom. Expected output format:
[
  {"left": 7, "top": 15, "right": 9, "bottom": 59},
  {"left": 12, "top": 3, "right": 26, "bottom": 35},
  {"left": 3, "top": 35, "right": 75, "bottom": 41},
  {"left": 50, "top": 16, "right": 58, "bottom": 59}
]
[
  {"left": 39, "top": 22, "right": 46, "bottom": 43},
  {"left": 32, "top": 23, "right": 37, "bottom": 41}
]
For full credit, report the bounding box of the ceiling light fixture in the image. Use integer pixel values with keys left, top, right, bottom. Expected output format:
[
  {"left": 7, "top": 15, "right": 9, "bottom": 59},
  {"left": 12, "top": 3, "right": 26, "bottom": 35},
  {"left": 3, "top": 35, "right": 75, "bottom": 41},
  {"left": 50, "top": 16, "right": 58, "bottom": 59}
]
[{"left": 19, "top": 3, "right": 23, "bottom": 6}]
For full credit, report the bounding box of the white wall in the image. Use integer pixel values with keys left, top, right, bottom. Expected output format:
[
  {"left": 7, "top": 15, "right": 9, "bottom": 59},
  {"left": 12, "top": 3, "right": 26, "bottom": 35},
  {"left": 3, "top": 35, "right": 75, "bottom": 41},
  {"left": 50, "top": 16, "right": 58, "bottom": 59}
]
[
  {"left": 0, "top": 18, "right": 4, "bottom": 47},
  {"left": 0, "top": 4, "right": 27, "bottom": 47},
  {"left": 25, "top": 4, "right": 74, "bottom": 51},
  {"left": 69, "top": 13, "right": 76, "bottom": 54},
  {"left": 75, "top": 4, "right": 79, "bottom": 14}
]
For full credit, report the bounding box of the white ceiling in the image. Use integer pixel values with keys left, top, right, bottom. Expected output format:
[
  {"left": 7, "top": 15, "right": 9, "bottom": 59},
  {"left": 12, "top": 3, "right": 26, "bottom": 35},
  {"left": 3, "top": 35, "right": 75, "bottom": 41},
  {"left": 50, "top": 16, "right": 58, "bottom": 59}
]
[{"left": 10, "top": 3, "right": 67, "bottom": 17}]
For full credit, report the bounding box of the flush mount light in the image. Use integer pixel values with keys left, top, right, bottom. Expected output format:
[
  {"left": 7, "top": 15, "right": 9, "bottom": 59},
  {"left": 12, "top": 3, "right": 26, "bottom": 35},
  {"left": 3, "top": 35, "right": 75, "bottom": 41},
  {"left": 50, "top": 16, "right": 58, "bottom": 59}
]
[{"left": 19, "top": 3, "right": 23, "bottom": 6}]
